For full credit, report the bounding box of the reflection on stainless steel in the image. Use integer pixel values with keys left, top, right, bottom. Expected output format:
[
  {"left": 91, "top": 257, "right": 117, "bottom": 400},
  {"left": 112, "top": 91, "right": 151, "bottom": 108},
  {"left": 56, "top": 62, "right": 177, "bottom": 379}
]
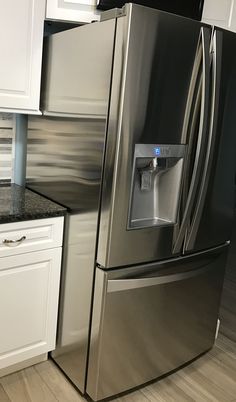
[
  {"left": 27, "top": 117, "right": 106, "bottom": 210},
  {"left": 27, "top": 117, "right": 106, "bottom": 186},
  {"left": 51, "top": 212, "right": 98, "bottom": 392},
  {"left": 26, "top": 3, "right": 236, "bottom": 401},
  {"left": 87, "top": 245, "right": 227, "bottom": 400}
]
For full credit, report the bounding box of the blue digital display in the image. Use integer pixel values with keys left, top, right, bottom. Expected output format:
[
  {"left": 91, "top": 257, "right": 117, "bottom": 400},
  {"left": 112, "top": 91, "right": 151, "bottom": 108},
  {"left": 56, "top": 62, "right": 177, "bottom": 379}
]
[{"left": 154, "top": 147, "right": 161, "bottom": 156}]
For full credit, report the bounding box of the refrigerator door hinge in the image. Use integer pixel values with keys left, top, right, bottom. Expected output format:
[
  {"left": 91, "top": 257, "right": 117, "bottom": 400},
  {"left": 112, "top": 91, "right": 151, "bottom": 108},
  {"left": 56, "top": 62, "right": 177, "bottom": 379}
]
[{"left": 100, "top": 6, "right": 126, "bottom": 22}]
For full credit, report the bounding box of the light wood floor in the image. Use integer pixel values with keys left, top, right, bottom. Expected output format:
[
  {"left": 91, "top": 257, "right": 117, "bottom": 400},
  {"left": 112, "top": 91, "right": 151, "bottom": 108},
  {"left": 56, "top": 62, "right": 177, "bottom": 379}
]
[
  {"left": 0, "top": 333, "right": 236, "bottom": 402},
  {"left": 1, "top": 227, "right": 236, "bottom": 402}
]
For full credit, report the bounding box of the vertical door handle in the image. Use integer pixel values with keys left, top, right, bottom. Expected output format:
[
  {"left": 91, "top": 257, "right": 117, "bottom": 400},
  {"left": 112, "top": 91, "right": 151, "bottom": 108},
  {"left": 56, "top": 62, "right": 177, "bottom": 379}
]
[
  {"left": 173, "top": 27, "right": 211, "bottom": 254},
  {"left": 185, "top": 30, "right": 222, "bottom": 251}
]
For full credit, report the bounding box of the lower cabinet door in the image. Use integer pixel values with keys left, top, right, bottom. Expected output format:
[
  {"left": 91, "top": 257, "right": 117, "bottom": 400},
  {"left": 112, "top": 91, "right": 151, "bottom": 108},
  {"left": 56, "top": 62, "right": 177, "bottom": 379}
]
[
  {"left": 87, "top": 246, "right": 227, "bottom": 401},
  {"left": 0, "top": 248, "right": 62, "bottom": 369}
]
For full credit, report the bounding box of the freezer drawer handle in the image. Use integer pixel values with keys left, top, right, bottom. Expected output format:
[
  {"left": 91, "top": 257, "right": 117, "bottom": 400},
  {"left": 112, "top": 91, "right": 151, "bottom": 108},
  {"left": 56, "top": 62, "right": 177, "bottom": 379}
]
[
  {"left": 2, "top": 236, "right": 26, "bottom": 247},
  {"left": 107, "top": 264, "right": 211, "bottom": 293}
]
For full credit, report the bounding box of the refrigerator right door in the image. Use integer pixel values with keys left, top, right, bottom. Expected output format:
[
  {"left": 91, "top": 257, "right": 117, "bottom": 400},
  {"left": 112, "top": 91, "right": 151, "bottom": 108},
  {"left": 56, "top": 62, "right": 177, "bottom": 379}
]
[
  {"left": 87, "top": 245, "right": 227, "bottom": 401},
  {"left": 182, "top": 28, "right": 236, "bottom": 254}
]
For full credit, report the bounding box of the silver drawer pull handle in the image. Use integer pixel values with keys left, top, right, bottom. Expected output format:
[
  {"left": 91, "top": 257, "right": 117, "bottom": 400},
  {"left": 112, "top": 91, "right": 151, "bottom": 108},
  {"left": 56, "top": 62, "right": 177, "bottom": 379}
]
[{"left": 3, "top": 236, "right": 26, "bottom": 247}]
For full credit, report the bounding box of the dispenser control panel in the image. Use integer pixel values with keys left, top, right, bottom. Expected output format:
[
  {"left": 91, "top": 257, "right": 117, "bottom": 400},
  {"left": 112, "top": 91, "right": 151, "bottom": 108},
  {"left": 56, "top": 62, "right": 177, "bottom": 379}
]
[
  {"left": 154, "top": 146, "right": 175, "bottom": 157},
  {"left": 154, "top": 147, "right": 161, "bottom": 156},
  {"left": 135, "top": 144, "right": 186, "bottom": 159}
]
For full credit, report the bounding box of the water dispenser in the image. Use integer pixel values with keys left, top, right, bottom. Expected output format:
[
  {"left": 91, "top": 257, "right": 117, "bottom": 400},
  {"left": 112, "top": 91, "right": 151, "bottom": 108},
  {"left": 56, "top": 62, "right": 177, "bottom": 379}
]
[{"left": 128, "top": 144, "right": 186, "bottom": 229}]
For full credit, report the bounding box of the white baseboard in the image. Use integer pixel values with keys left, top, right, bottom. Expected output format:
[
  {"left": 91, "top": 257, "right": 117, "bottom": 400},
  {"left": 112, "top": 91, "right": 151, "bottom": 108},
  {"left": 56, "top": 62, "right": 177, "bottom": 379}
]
[{"left": 0, "top": 353, "right": 48, "bottom": 378}]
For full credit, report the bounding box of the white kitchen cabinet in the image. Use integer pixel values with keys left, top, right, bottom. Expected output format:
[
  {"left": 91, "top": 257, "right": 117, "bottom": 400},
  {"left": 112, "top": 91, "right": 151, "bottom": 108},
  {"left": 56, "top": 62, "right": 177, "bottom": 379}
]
[
  {"left": 0, "top": 217, "right": 63, "bottom": 371},
  {"left": 202, "top": 0, "right": 236, "bottom": 32},
  {"left": 0, "top": 0, "right": 45, "bottom": 114},
  {"left": 46, "top": 0, "right": 100, "bottom": 23}
]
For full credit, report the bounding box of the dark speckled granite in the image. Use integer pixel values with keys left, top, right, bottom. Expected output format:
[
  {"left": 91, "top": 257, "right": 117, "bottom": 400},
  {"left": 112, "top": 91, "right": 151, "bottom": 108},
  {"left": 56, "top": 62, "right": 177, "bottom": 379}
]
[{"left": 0, "top": 184, "right": 66, "bottom": 224}]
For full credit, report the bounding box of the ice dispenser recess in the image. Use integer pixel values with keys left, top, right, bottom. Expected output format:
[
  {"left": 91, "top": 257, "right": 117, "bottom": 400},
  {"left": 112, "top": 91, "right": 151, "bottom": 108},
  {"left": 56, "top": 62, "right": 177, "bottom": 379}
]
[{"left": 128, "top": 144, "right": 186, "bottom": 229}]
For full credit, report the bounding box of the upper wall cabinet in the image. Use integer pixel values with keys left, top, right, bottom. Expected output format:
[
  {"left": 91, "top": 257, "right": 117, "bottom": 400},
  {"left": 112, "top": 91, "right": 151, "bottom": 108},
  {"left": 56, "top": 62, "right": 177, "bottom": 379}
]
[
  {"left": 202, "top": 0, "right": 236, "bottom": 32},
  {"left": 0, "top": 0, "right": 45, "bottom": 114},
  {"left": 46, "top": 0, "right": 100, "bottom": 23}
]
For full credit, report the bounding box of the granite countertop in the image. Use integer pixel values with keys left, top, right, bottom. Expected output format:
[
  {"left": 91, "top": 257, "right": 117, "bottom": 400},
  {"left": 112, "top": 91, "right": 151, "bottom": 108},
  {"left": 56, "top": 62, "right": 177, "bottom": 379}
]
[{"left": 0, "top": 184, "right": 66, "bottom": 224}]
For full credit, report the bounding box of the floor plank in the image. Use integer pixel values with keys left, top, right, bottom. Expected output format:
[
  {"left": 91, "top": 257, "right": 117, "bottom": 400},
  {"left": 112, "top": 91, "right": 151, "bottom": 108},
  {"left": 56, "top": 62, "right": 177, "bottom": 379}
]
[
  {"left": 140, "top": 377, "right": 195, "bottom": 402},
  {"left": 191, "top": 352, "right": 236, "bottom": 399},
  {"left": 220, "top": 279, "right": 236, "bottom": 342},
  {"left": 0, "top": 366, "right": 57, "bottom": 402},
  {"left": 217, "top": 334, "right": 236, "bottom": 356},
  {"left": 175, "top": 370, "right": 233, "bottom": 402},
  {"left": 0, "top": 384, "right": 11, "bottom": 402},
  {"left": 115, "top": 389, "right": 151, "bottom": 401},
  {"left": 35, "top": 360, "right": 84, "bottom": 402}
]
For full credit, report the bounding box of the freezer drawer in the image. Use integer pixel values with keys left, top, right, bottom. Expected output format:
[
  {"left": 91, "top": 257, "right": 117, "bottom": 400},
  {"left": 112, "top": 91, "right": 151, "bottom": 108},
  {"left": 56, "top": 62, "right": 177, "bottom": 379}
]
[{"left": 87, "top": 245, "right": 227, "bottom": 401}]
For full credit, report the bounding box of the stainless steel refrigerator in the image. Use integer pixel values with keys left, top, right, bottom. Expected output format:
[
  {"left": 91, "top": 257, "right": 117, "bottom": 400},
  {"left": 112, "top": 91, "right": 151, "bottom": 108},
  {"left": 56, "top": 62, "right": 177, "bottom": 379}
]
[{"left": 26, "top": 4, "right": 236, "bottom": 401}]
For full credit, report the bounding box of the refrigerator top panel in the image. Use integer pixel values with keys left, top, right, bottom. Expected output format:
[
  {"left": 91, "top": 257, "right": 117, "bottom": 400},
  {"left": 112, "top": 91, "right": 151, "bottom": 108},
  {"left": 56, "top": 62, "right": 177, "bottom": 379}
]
[
  {"left": 97, "top": 0, "right": 205, "bottom": 20},
  {"left": 41, "top": 19, "right": 116, "bottom": 119},
  {"left": 97, "top": 4, "right": 205, "bottom": 268}
]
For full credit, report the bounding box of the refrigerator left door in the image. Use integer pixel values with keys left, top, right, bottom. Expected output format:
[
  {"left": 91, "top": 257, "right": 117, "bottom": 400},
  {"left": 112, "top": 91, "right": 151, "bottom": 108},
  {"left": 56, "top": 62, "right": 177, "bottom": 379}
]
[{"left": 87, "top": 245, "right": 227, "bottom": 401}]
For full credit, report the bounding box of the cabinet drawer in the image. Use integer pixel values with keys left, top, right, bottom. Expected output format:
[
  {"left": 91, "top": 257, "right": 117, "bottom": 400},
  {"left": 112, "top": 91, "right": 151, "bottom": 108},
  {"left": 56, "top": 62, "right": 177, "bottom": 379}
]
[{"left": 0, "top": 217, "right": 64, "bottom": 257}]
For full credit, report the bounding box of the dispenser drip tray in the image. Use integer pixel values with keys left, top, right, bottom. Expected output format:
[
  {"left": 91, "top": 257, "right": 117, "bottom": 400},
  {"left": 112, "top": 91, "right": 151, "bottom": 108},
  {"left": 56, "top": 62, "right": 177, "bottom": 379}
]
[{"left": 130, "top": 217, "right": 173, "bottom": 229}]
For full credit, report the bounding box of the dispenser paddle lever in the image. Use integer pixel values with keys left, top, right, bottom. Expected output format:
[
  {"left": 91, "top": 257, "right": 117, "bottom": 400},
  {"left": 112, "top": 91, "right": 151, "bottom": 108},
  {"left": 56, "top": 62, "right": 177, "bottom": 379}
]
[{"left": 139, "top": 158, "right": 158, "bottom": 191}]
